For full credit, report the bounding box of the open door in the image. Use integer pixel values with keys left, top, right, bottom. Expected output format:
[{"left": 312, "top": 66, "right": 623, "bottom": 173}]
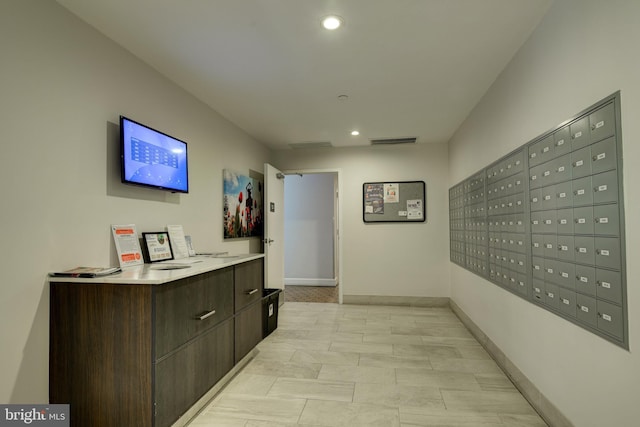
[{"left": 263, "top": 163, "right": 285, "bottom": 294}]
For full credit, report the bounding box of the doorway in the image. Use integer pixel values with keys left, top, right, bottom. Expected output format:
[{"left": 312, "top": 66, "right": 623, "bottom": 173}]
[{"left": 282, "top": 170, "right": 341, "bottom": 303}]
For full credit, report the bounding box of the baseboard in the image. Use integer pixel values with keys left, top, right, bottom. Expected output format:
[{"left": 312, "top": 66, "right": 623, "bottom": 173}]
[
  {"left": 342, "top": 294, "right": 449, "bottom": 307},
  {"left": 449, "top": 300, "right": 574, "bottom": 427},
  {"left": 284, "top": 277, "right": 337, "bottom": 287}
]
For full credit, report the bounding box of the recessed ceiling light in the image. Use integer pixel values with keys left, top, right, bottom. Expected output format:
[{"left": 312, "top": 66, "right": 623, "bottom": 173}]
[
  {"left": 351, "top": 130, "right": 360, "bottom": 136},
  {"left": 322, "top": 15, "right": 343, "bottom": 30}
]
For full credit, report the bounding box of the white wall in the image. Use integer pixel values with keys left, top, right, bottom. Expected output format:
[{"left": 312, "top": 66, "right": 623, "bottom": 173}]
[
  {"left": 0, "top": 0, "right": 270, "bottom": 403},
  {"left": 273, "top": 143, "right": 450, "bottom": 298},
  {"left": 448, "top": 1, "right": 640, "bottom": 426},
  {"left": 284, "top": 173, "right": 336, "bottom": 286}
]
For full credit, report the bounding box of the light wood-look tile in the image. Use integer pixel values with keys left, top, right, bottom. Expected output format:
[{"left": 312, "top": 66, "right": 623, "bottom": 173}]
[
  {"left": 290, "top": 349, "right": 360, "bottom": 366},
  {"left": 268, "top": 377, "right": 355, "bottom": 402},
  {"left": 353, "top": 383, "right": 444, "bottom": 409},
  {"left": 204, "top": 394, "right": 306, "bottom": 424},
  {"left": 318, "top": 364, "right": 397, "bottom": 384},
  {"left": 188, "top": 303, "right": 548, "bottom": 427},
  {"left": 298, "top": 400, "right": 400, "bottom": 427}
]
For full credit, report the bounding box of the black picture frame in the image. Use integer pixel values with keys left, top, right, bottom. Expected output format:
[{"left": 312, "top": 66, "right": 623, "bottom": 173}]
[{"left": 142, "top": 232, "right": 174, "bottom": 262}]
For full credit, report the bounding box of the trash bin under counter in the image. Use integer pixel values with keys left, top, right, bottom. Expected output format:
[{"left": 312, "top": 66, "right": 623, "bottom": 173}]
[{"left": 262, "top": 288, "right": 282, "bottom": 338}]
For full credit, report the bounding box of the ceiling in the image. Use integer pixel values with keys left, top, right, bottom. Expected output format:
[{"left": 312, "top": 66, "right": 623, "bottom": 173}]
[{"left": 56, "top": 0, "right": 552, "bottom": 150}]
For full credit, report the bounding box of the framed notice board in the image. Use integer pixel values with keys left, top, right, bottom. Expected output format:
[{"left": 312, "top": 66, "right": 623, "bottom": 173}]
[{"left": 363, "top": 181, "right": 426, "bottom": 223}]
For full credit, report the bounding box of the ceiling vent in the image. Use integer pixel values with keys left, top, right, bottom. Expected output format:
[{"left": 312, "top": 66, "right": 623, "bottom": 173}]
[
  {"left": 288, "top": 141, "right": 333, "bottom": 149},
  {"left": 369, "top": 137, "right": 417, "bottom": 145}
]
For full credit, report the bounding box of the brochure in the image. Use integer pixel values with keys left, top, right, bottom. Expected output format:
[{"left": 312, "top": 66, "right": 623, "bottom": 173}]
[
  {"left": 49, "top": 266, "right": 121, "bottom": 278},
  {"left": 111, "top": 224, "right": 144, "bottom": 267}
]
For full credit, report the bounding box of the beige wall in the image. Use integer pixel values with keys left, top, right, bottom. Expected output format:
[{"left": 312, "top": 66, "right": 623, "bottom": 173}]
[
  {"left": 448, "top": 1, "right": 640, "bottom": 425},
  {"left": 0, "top": 1, "right": 270, "bottom": 402},
  {"left": 273, "top": 143, "right": 450, "bottom": 299}
]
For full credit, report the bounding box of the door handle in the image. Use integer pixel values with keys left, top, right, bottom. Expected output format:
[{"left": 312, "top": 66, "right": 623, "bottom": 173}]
[{"left": 263, "top": 238, "right": 274, "bottom": 245}]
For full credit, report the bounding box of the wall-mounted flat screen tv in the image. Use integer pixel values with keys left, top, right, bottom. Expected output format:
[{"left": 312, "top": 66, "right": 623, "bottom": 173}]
[{"left": 120, "top": 116, "right": 189, "bottom": 193}]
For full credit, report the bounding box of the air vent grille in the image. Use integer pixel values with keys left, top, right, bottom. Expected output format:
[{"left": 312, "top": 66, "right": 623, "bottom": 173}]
[
  {"left": 288, "top": 141, "right": 333, "bottom": 149},
  {"left": 369, "top": 137, "right": 417, "bottom": 145}
]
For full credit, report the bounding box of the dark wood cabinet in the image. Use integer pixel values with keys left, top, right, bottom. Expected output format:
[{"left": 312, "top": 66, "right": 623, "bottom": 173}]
[
  {"left": 50, "top": 283, "right": 153, "bottom": 427},
  {"left": 155, "top": 319, "right": 234, "bottom": 427},
  {"left": 235, "top": 300, "right": 263, "bottom": 363},
  {"left": 234, "top": 258, "right": 264, "bottom": 311},
  {"left": 233, "top": 259, "right": 265, "bottom": 363},
  {"left": 49, "top": 257, "right": 264, "bottom": 427},
  {"left": 155, "top": 268, "right": 234, "bottom": 358}
]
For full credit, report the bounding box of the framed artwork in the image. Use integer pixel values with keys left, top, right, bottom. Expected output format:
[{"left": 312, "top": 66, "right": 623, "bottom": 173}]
[{"left": 223, "top": 169, "right": 264, "bottom": 239}]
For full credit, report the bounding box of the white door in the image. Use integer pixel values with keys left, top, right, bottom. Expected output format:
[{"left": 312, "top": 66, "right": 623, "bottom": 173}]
[{"left": 264, "top": 163, "right": 285, "bottom": 292}]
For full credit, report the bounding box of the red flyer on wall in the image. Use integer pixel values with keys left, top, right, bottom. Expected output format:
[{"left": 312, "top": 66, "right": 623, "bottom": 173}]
[{"left": 111, "top": 224, "right": 144, "bottom": 267}]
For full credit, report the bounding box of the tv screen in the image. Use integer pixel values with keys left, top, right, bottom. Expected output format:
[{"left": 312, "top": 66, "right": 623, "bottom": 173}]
[{"left": 120, "top": 116, "right": 189, "bottom": 193}]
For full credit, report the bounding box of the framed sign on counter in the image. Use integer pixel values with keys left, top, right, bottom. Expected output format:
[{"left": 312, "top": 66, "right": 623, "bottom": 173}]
[{"left": 363, "top": 181, "right": 426, "bottom": 223}]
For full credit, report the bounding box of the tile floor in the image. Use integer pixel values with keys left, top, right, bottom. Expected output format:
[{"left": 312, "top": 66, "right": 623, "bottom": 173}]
[{"left": 188, "top": 302, "right": 548, "bottom": 427}]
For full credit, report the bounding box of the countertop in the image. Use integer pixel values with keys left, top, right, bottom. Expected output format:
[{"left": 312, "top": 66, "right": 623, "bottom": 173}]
[{"left": 47, "top": 253, "right": 265, "bottom": 285}]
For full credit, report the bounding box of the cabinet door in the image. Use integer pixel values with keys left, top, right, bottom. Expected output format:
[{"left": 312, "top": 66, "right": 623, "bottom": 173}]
[
  {"left": 155, "top": 268, "right": 234, "bottom": 358},
  {"left": 155, "top": 320, "right": 234, "bottom": 427},
  {"left": 235, "top": 259, "right": 265, "bottom": 312},
  {"left": 235, "top": 300, "right": 263, "bottom": 363}
]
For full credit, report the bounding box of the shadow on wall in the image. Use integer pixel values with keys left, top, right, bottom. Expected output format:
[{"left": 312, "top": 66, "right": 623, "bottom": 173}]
[{"left": 11, "top": 282, "right": 49, "bottom": 402}]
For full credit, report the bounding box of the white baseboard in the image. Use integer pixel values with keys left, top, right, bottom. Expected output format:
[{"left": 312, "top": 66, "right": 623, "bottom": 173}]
[{"left": 284, "top": 277, "right": 337, "bottom": 287}]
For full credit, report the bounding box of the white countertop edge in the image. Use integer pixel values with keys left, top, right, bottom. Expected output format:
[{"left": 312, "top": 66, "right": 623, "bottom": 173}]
[{"left": 48, "top": 253, "right": 265, "bottom": 285}]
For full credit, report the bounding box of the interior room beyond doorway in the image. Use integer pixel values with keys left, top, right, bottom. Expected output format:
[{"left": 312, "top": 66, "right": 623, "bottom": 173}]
[{"left": 283, "top": 172, "right": 339, "bottom": 303}]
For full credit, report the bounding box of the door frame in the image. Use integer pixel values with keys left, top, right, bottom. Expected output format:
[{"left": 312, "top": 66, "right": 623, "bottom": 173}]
[{"left": 283, "top": 168, "right": 344, "bottom": 304}]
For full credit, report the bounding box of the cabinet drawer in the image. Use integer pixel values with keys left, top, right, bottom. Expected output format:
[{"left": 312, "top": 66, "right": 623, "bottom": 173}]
[
  {"left": 155, "top": 319, "right": 234, "bottom": 427},
  {"left": 235, "top": 300, "right": 263, "bottom": 363},
  {"left": 235, "top": 258, "right": 264, "bottom": 312},
  {"left": 155, "top": 268, "right": 234, "bottom": 358}
]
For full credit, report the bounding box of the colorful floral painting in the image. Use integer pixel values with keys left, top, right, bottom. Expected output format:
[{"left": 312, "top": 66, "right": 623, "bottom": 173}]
[{"left": 223, "top": 169, "right": 263, "bottom": 239}]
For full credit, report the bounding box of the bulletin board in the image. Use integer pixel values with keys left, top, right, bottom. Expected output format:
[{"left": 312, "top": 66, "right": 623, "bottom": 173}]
[{"left": 363, "top": 181, "right": 426, "bottom": 223}]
